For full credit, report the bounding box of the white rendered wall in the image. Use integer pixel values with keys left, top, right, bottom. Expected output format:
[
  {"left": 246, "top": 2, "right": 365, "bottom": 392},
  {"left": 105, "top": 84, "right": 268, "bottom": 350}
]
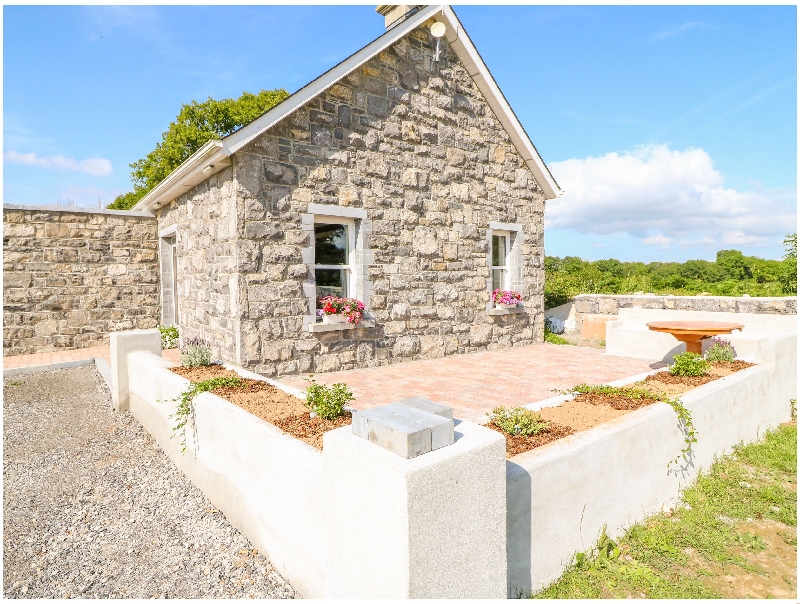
[
  {"left": 126, "top": 351, "right": 327, "bottom": 598},
  {"left": 606, "top": 308, "right": 797, "bottom": 361},
  {"left": 506, "top": 331, "right": 796, "bottom": 596}
]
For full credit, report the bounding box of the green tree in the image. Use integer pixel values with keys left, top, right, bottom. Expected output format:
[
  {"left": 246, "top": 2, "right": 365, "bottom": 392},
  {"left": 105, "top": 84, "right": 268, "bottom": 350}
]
[
  {"left": 108, "top": 88, "right": 290, "bottom": 210},
  {"left": 715, "top": 249, "right": 752, "bottom": 280}
]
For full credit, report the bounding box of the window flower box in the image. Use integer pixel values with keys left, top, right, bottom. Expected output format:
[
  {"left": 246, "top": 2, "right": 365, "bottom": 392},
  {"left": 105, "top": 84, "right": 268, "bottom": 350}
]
[
  {"left": 323, "top": 314, "right": 349, "bottom": 325},
  {"left": 492, "top": 289, "right": 522, "bottom": 309},
  {"left": 318, "top": 295, "right": 367, "bottom": 325}
]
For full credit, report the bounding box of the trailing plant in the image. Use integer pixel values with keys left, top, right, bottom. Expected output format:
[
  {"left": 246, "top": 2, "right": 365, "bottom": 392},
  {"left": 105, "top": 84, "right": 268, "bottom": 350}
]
[
  {"left": 304, "top": 375, "right": 353, "bottom": 420},
  {"left": 704, "top": 337, "right": 735, "bottom": 362},
  {"left": 170, "top": 376, "right": 243, "bottom": 452},
  {"left": 180, "top": 337, "right": 212, "bottom": 367},
  {"left": 318, "top": 296, "right": 366, "bottom": 324},
  {"left": 570, "top": 384, "right": 697, "bottom": 467},
  {"left": 488, "top": 406, "right": 550, "bottom": 437},
  {"left": 492, "top": 288, "right": 522, "bottom": 305},
  {"left": 159, "top": 324, "right": 179, "bottom": 349},
  {"left": 669, "top": 352, "right": 708, "bottom": 377}
]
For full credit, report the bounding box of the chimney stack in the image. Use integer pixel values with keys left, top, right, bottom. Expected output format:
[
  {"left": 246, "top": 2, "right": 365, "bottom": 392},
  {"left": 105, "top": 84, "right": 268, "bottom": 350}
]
[{"left": 376, "top": 5, "right": 422, "bottom": 29}]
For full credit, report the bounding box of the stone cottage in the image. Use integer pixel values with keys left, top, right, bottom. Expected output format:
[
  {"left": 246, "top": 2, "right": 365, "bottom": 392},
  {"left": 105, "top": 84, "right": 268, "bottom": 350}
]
[{"left": 132, "top": 4, "right": 561, "bottom": 377}]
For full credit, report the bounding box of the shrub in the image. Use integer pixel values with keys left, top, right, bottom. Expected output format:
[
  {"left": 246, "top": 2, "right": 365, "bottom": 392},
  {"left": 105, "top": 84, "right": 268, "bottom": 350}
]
[
  {"left": 488, "top": 406, "right": 550, "bottom": 436},
  {"left": 180, "top": 337, "right": 212, "bottom": 367},
  {"left": 705, "top": 337, "right": 736, "bottom": 362},
  {"left": 159, "top": 324, "right": 179, "bottom": 349},
  {"left": 544, "top": 316, "right": 572, "bottom": 345},
  {"left": 670, "top": 352, "right": 709, "bottom": 377},
  {"left": 545, "top": 316, "right": 565, "bottom": 335},
  {"left": 304, "top": 376, "right": 353, "bottom": 420}
]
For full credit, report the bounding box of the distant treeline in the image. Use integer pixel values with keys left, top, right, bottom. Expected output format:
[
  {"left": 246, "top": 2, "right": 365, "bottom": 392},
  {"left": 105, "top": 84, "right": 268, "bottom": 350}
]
[{"left": 544, "top": 234, "right": 797, "bottom": 309}]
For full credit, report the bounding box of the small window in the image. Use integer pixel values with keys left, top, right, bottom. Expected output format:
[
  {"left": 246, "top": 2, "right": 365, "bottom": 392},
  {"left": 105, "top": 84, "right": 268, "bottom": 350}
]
[
  {"left": 314, "top": 219, "right": 353, "bottom": 305},
  {"left": 491, "top": 232, "right": 510, "bottom": 291}
]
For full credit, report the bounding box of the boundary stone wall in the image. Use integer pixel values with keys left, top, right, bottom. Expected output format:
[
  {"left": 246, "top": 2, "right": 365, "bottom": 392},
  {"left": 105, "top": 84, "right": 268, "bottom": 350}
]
[{"left": 3, "top": 204, "right": 160, "bottom": 356}]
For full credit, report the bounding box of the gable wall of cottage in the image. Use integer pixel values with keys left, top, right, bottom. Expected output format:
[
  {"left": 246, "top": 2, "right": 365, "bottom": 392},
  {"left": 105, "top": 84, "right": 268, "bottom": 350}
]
[
  {"left": 230, "top": 24, "right": 547, "bottom": 377},
  {"left": 157, "top": 24, "right": 547, "bottom": 376}
]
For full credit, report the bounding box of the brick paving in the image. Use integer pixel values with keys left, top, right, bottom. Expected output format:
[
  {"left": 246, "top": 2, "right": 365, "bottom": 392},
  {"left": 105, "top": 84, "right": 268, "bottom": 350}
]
[
  {"left": 280, "top": 343, "right": 663, "bottom": 420},
  {"left": 3, "top": 347, "right": 180, "bottom": 370}
]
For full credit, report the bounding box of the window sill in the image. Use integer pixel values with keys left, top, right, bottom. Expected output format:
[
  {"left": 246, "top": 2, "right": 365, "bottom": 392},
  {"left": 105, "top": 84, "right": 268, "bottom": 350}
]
[
  {"left": 487, "top": 306, "right": 527, "bottom": 316},
  {"left": 305, "top": 320, "right": 376, "bottom": 333}
]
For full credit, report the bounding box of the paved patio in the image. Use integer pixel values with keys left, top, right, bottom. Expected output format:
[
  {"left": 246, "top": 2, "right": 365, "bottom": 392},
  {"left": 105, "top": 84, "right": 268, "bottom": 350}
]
[{"left": 280, "top": 343, "right": 664, "bottom": 420}]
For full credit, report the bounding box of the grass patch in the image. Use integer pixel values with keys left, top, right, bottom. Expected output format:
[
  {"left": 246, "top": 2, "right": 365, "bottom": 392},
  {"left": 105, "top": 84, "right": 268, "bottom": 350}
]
[
  {"left": 544, "top": 331, "right": 573, "bottom": 345},
  {"left": 533, "top": 423, "right": 797, "bottom": 599}
]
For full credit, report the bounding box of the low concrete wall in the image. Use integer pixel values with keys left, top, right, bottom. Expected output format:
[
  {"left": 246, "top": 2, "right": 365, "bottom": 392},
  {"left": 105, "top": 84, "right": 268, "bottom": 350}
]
[
  {"left": 126, "top": 349, "right": 327, "bottom": 597},
  {"left": 546, "top": 294, "right": 797, "bottom": 340},
  {"left": 116, "top": 329, "right": 508, "bottom": 599},
  {"left": 606, "top": 307, "right": 797, "bottom": 362},
  {"left": 506, "top": 331, "right": 797, "bottom": 596}
]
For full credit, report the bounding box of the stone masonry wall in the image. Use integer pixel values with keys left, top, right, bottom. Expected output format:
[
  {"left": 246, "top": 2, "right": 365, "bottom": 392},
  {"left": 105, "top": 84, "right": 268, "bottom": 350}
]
[
  {"left": 574, "top": 294, "right": 797, "bottom": 316},
  {"left": 3, "top": 205, "right": 160, "bottom": 356},
  {"left": 156, "top": 169, "right": 242, "bottom": 363},
  {"left": 156, "top": 23, "right": 549, "bottom": 377}
]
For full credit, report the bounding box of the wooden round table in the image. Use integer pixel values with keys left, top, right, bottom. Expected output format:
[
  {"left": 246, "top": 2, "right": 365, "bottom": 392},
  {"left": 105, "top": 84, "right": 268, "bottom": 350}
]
[{"left": 646, "top": 321, "right": 744, "bottom": 355}]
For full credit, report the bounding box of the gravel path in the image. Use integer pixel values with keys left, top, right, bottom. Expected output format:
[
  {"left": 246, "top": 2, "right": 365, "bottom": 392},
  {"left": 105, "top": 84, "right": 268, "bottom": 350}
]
[{"left": 3, "top": 365, "right": 297, "bottom": 599}]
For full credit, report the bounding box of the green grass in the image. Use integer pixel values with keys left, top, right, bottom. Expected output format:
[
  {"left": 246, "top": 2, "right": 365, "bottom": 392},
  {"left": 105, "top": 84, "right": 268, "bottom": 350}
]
[
  {"left": 544, "top": 331, "right": 573, "bottom": 345},
  {"left": 533, "top": 423, "right": 797, "bottom": 599}
]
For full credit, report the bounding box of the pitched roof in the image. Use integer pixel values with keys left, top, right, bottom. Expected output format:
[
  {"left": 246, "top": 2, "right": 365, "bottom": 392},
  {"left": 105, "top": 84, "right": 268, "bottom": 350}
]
[{"left": 133, "top": 5, "right": 561, "bottom": 212}]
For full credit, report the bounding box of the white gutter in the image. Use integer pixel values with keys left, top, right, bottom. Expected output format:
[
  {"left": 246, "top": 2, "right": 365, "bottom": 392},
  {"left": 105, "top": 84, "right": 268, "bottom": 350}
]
[{"left": 131, "top": 140, "right": 227, "bottom": 212}]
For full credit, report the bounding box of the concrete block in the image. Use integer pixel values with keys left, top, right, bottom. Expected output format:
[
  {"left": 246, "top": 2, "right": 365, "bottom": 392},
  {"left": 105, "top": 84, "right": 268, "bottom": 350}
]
[
  {"left": 110, "top": 328, "right": 161, "bottom": 412},
  {"left": 396, "top": 395, "right": 453, "bottom": 419},
  {"left": 352, "top": 403, "right": 453, "bottom": 458},
  {"left": 324, "top": 419, "right": 507, "bottom": 598}
]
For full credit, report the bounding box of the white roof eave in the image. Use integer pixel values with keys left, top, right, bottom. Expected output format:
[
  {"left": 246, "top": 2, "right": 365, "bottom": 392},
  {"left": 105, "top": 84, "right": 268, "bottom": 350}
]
[{"left": 133, "top": 4, "right": 561, "bottom": 211}]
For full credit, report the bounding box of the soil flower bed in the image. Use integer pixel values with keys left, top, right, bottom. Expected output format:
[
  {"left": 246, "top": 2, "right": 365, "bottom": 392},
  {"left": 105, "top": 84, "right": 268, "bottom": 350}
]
[
  {"left": 501, "top": 359, "right": 757, "bottom": 459},
  {"left": 487, "top": 421, "right": 574, "bottom": 458},
  {"left": 169, "top": 364, "right": 347, "bottom": 450}
]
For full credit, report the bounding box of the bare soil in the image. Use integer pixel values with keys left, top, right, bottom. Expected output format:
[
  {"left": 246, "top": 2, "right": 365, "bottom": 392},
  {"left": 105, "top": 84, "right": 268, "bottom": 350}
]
[
  {"left": 169, "top": 364, "right": 345, "bottom": 449},
  {"left": 487, "top": 421, "right": 574, "bottom": 458},
  {"left": 539, "top": 399, "right": 633, "bottom": 430},
  {"left": 690, "top": 519, "right": 797, "bottom": 599}
]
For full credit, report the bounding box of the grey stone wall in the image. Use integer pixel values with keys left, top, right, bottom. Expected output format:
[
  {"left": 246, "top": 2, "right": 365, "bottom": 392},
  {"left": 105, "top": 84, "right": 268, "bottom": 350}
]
[
  {"left": 574, "top": 294, "right": 797, "bottom": 316},
  {"left": 156, "top": 169, "right": 242, "bottom": 363},
  {"left": 3, "top": 205, "right": 160, "bottom": 356},
  {"left": 157, "top": 24, "right": 548, "bottom": 377}
]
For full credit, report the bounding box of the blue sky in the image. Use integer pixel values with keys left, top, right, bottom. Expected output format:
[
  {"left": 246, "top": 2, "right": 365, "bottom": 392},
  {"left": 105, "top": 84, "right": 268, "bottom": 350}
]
[{"left": 3, "top": 4, "right": 796, "bottom": 262}]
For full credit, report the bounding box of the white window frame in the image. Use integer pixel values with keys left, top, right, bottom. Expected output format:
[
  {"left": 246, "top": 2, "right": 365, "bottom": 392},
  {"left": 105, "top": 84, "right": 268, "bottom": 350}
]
[
  {"left": 313, "top": 214, "right": 356, "bottom": 300},
  {"left": 490, "top": 229, "right": 511, "bottom": 292},
  {"left": 158, "top": 224, "right": 179, "bottom": 326},
  {"left": 300, "top": 204, "right": 374, "bottom": 330}
]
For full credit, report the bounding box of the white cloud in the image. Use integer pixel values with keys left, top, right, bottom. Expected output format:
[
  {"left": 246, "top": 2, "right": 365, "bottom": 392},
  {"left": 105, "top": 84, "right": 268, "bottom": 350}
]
[
  {"left": 4, "top": 150, "right": 112, "bottom": 176},
  {"left": 652, "top": 21, "right": 707, "bottom": 40},
  {"left": 643, "top": 234, "right": 671, "bottom": 249},
  {"left": 546, "top": 144, "right": 797, "bottom": 250}
]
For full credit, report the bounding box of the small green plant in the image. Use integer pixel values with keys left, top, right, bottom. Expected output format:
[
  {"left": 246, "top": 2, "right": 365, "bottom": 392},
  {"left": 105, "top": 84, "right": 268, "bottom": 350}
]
[
  {"left": 170, "top": 376, "right": 243, "bottom": 452},
  {"left": 570, "top": 384, "right": 697, "bottom": 467},
  {"left": 7, "top": 381, "right": 23, "bottom": 386},
  {"left": 180, "top": 337, "right": 212, "bottom": 367},
  {"left": 574, "top": 525, "right": 620, "bottom": 572},
  {"left": 488, "top": 406, "right": 550, "bottom": 437},
  {"left": 159, "top": 324, "right": 179, "bottom": 349},
  {"left": 304, "top": 375, "right": 353, "bottom": 420},
  {"left": 791, "top": 399, "right": 797, "bottom": 421},
  {"left": 669, "top": 352, "right": 708, "bottom": 377},
  {"left": 705, "top": 337, "right": 735, "bottom": 362}
]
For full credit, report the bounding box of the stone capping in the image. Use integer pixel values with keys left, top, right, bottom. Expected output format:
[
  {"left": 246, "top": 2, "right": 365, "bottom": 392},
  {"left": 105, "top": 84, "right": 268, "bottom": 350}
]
[
  {"left": 3, "top": 203, "right": 155, "bottom": 218},
  {"left": 305, "top": 320, "right": 376, "bottom": 333}
]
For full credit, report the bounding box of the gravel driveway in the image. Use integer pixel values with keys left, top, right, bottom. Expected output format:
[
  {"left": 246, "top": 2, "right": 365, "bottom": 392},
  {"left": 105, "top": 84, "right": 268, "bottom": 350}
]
[{"left": 3, "top": 365, "right": 296, "bottom": 599}]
